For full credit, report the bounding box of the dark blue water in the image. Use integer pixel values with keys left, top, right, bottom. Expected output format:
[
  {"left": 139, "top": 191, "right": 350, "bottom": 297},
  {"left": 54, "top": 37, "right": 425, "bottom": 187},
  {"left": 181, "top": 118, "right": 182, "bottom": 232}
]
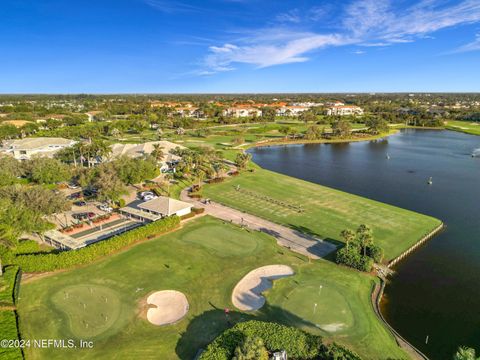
[{"left": 249, "top": 129, "right": 480, "bottom": 359}]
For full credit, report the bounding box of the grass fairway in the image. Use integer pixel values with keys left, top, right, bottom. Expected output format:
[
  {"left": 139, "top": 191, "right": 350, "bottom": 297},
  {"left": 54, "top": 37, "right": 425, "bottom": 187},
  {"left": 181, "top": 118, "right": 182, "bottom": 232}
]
[
  {"left": 445, "top": 120, "right": 480, "bottom": 136},
  {"left": 203, "top": 168, "right": 441, "bottom": 262},
  {"left": 18, "top": 216, "right": 406, "bottom": 359}
]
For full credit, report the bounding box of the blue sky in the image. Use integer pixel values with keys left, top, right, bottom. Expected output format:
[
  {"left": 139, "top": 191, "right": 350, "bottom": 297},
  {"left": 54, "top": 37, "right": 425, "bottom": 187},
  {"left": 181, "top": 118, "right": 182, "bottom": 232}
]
[{"left": 1, "top": 0, "right": 480, "bottom": 93}]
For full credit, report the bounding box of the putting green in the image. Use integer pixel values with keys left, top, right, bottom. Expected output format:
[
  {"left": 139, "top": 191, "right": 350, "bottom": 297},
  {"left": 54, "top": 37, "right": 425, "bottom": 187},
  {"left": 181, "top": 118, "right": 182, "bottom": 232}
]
[
  {"left": 51, "top": 285, "right": 121, "bottom": 338},
  {"left": 281, "top": 284, "right": 354, "bottom": 334},
  {"left": 179, "top": 222, "right": 261, "bottom": 257}
]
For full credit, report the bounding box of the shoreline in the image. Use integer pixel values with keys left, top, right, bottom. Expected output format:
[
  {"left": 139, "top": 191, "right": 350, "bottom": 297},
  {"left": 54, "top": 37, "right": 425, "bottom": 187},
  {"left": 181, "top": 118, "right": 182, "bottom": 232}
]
[
  {"left": 242, "top": 129, "right": 399, "bottom": 150},
  {"left": 388, "top": 223, "right": 444, "bottom": 268},
  {"left": 372, "top": 279, "right": 429, "bottom": 360}
]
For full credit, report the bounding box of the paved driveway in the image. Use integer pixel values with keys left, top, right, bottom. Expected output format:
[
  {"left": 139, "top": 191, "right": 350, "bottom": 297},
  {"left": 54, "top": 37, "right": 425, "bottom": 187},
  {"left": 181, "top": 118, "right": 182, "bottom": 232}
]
[{"left": 181, "top": 189, "right": 337, "bottom": 259}]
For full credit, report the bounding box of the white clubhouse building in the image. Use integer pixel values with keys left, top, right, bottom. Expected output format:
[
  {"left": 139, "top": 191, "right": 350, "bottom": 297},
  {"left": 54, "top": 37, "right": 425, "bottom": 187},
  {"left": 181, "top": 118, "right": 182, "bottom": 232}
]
[{"left": 1, "top": 137, "right": 76, "bottom": 160}]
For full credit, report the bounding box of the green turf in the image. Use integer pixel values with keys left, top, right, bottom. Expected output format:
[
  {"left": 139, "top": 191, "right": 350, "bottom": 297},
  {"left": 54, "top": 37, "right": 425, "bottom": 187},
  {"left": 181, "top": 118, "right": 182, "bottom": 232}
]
[
  {"left": 17, "top": 216, "right": 407, "bottom": 359},
  {"left": 279, "top": 284, "right": 354, "bottom": 334},
  {"left": 179, "top": 223, "right": 262, "bottom": 257},
  {"left": 445, "top": 120, "right": 480, "bottom": 136},
  {"left": 50, "top": 285, "right": 123, "bottom": 338},
  {"left": 203, "top": 168, "right": 441, "bottom": 262}
]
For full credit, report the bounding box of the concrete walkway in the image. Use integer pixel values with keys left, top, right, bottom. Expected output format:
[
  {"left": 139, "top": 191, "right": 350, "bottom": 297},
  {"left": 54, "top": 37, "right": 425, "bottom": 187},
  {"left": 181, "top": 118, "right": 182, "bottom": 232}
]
[{"left": 180, "top": 189, "right": 337, "bottom": 259}]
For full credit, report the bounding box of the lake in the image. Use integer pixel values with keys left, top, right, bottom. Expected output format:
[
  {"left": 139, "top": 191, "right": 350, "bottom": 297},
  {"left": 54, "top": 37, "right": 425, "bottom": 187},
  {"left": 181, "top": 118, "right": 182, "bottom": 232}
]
[{"left": 249, "top": 129, "right": 480, "bottom": 359}]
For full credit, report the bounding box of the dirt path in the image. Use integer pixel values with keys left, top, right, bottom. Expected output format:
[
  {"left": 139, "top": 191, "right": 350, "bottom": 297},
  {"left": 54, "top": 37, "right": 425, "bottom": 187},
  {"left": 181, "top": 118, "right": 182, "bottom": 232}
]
[{"left": 181, "top": 189, "right": 337, "bottom": 259}]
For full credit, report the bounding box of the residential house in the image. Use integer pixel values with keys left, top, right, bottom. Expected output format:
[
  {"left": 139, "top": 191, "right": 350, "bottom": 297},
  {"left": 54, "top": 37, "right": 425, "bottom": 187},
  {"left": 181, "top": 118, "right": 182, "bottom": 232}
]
[
  {"left": 1, "top": 137, "right": 76, "bottom": 160},
  {"left": 326, "top": 105, "right": 364, "bottom": 116}
]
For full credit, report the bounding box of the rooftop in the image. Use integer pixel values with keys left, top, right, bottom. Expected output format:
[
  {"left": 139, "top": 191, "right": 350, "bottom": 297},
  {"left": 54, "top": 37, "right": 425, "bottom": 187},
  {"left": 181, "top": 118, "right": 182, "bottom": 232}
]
[
  {"left": 138, "top": 196, "right": 192, "bottom": 216},
  {"left": 9, "top": 137, "right": 75, "bottom": 150},
  {"left": 109, "top": 141, "right": 184, "bottom": 160}
]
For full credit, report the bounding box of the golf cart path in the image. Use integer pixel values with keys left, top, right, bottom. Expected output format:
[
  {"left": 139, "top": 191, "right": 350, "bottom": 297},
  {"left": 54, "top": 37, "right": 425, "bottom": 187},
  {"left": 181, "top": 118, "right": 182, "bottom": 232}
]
[{"left": 180, "top": 189, "right": 337, "bottom": 259}]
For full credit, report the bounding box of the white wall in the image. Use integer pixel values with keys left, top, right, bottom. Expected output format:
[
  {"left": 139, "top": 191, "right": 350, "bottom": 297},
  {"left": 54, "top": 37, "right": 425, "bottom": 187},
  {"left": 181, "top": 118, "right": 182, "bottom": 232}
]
[{"left": 175, "top": 207, "right": 192, "bottom": 217}]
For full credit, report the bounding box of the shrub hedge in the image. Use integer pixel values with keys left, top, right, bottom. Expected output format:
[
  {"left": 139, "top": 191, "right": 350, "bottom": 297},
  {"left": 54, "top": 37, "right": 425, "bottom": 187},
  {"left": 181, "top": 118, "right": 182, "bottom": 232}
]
[
  {"left": 0, "top": 266, "right": 20, "bottom": 307},
  {"left": 199, "top": 320, "right": 322, "bottom": 360},
  {"left": 318, "top": 343, "right": 362, "bottom": 360},
  {"left": 9, "top": 216, "right": 180, "bottom": 273},
  {"left": 180, "top": 212, "right": 196, "bottom": 220},
  {"left": 0, "top": 311, "right": 23, "bottom": 360}
]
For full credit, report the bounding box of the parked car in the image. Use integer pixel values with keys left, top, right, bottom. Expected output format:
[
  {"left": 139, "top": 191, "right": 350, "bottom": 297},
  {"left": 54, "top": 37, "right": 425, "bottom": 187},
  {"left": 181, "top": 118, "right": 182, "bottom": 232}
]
[
  {"left": 83, "top": 188, "right": 98, "bottom": 197},
  {"left": 67, "top": 183, "right": 80, "bottom": 189},
  {"left": 142, "top": 194, "right": 158, "bottom": 201},
  {"left": 140, "top": 191, "right": 155, "bottom": 198},
  {"left": 72, "top": 212, "right": 95, "bottom": 220},
  {"left": 74, "top": 200, "right": 87, "bottom": 206},
  {"left": 68, "top": 192, "right": 82, "bottom": 200},
  {"left": 98, "top": 204, "right": 113, "bottom": 212}
]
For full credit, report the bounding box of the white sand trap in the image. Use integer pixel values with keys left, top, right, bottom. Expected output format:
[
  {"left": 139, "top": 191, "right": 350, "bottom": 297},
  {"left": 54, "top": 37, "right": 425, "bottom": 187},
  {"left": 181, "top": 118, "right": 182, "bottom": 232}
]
[
  {"left": 232, "top": 265, "right": 294, "bottom": 311},
  {"left": 318, "top": 323, "right": 346, "bottom": 332},
  {"left": 146, "top": 290, "right": 189, "bottom": 326}
]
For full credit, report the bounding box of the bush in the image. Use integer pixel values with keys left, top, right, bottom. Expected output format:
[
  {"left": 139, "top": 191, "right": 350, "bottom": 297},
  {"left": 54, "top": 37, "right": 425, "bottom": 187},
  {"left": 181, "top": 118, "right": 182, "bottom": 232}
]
[
  {"left": 0, "top": 311, "right": 23, "bottom": 360},
  {"left": 152, "top": 187, "right": 163, "bottom": 196},
  {"left": 208, "top": 177, "right": 224, "bottom": 184},
  {"left": 366, "top": 244, "right": 384, "bottom": 263},
  {"left": 180, "top": 212, "right": 196, "bottom": 220},
  {"left": 9, "top": 216, "right": 180, "bottom": 273},
  {"left": 116, "top": 198, "right": 126, "bottom": 208},
  {"left": 233, "top": 336, "right": 268, "bottom": 360},
  {"left": 192, "top": 207, "right": 205, "bottom": 214},
  {"left": 0, "top": 266, "right": 20, "bottom": 307},
  {"left": 318, "top": 343, "right": 362, "bottom": 360},
  {"left": 335, "top": 246, "right": 373, "bottom": 272},
  {"left": 199, "top": 320, "right": 322, "bottom": 360}
]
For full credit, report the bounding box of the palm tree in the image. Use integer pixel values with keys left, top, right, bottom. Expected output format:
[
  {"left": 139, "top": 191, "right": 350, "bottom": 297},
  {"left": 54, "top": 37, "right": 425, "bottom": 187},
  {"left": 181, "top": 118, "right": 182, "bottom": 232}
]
[
  {"left": 235, "top": 152, "right": 251, "bottom": 170},
  {"left": 340, "top": 229, "right": 356, "bottom": 250},
  {"left": 453, "top": 346, "right": 480, "bottom": 360},
  {"left": 111, "top": 128, "right": 121, "bottom": 138},
  {"left": 151, "top": 144, "right": 165, "bottom": 163},
  {"left": 357, "top": 224, "right": 373, "bottom": 257}
]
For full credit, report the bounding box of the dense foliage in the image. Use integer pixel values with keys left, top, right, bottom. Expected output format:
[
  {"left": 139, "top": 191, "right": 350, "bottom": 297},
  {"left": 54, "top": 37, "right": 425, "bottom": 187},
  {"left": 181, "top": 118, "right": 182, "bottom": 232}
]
[
  {"left": 335, "top": 225, "right": 383, "bottom": 272},
  {"left": 0, "top": 266, "right": 19, "bottom": 307},
  {"left": 199, "top": 320, "right": 361, "bottom": 360},
  {"left": 0, "top": 311, "right": 22, "bottom": 360},
  {"left": 200, "top": 321, "right": 322, "bottom": 360},
  {"left": 7, "top": 216, "right": 179, "bottom": 272}
]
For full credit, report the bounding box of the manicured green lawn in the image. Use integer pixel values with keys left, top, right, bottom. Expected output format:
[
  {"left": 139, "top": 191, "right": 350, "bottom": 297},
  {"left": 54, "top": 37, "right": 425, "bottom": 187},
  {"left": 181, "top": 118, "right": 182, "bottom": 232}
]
[
  {"left": 17, "top": 216, "right": 406, "bottom": 359},
  {"left": 445, "top": 120, "right": 480, "bottom": 136},
  {"left": 203, "top": 169, "right": 441, "bottom": 262}
]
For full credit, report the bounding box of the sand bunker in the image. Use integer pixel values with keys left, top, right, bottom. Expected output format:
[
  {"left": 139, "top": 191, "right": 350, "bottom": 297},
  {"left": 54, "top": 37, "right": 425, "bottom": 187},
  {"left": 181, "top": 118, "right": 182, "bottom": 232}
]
[
  {"left": 232, "top": 265, "right": 294, "bottom": 311},
  {"left": 318, "top": 323, "right": 346, "bottom": 332},
  {"left": 146, "top": 290, "right": 189, "bottom": 326}
]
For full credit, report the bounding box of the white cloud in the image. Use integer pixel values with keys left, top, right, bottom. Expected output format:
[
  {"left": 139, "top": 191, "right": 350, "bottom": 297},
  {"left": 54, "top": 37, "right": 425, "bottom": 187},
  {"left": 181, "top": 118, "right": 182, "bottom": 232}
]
[
  {"left": 204, "top": 32, "right": 351, "bottom": 70},
  {"left": 276, "top": 9, "right": 301, "bottom": 23},
  {"left": 454, "top": 33, "right": 480, "bottom": 52},
  {"left": 144, "top": 0, "right": 201, "bottom": 13},
  {"left": 199, "top": 0, "right": 480, "bottom": 74},
  {"left": 346, "top": 0, "right": 480, "bottom": 42}
]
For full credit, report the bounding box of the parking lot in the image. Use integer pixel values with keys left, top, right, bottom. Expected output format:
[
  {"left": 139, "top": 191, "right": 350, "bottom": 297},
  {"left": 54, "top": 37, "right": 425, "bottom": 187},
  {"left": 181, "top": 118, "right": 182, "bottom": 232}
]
[{"left": 49, "top": 187, "right": 114, "bottom": 229}]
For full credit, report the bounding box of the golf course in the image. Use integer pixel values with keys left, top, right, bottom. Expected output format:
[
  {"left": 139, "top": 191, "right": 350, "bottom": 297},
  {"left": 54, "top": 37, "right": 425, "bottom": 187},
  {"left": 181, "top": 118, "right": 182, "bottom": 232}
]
[
  {"left": 203, "top": 168, "right": 441, "bottom": 262},
  {"left": 18, "top": 216, "right": 407, "bottom": 359}
]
